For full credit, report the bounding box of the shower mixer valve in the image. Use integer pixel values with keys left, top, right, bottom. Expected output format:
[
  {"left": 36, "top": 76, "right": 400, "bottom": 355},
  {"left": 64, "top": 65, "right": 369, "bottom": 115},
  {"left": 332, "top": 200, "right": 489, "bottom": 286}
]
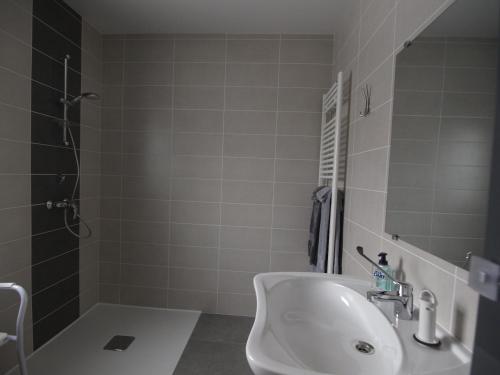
[{"left": 46, "top": 199, "right": 79, "bottom": 220}]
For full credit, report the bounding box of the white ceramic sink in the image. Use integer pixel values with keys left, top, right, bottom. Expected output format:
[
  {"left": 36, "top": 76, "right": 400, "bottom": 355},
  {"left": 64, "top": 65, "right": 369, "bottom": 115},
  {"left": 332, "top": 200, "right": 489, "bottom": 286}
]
[{"left": 246, "top": 273, "right": 471, "bottom": 375}]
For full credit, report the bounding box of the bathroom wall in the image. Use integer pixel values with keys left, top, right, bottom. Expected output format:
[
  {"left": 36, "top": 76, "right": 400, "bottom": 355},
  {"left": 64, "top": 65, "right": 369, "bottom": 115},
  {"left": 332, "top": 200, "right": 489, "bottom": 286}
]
[
  {"left": 335, "top": 0, "right": 481, "bottom": 350},
  {"left": 99, "top": 34, "right": 334, "bottom": 315},
  {"left": 0, "top": 0, "right": 102, "bottom": 370},
  {"left": 387, "top": 36, "right": 496, "bottom": 266},
  {"left": 0, "top": 0, "right": 34, "bottom": 371}
]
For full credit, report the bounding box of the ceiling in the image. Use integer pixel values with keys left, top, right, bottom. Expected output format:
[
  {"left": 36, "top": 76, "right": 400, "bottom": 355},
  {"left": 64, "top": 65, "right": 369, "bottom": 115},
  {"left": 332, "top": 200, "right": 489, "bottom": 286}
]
[
  {"left": 423, "top": 0, "right": 499, "bottom": 38},
  {"left": 65, "top": 0, "right": 349, "bottom": 35}
]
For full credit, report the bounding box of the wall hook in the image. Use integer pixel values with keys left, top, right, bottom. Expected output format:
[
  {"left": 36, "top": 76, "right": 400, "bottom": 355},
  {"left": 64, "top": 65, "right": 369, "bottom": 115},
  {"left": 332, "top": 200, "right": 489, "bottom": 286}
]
[{"left": 359, "top": 84, "right": 371, "bottom": 117}]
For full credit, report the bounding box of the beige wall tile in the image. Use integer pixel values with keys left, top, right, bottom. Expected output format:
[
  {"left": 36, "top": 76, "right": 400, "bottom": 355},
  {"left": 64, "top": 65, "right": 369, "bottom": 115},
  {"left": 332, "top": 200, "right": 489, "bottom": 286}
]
[
  {"left": 277, "top": 112, "right": 321, "bottom": 136},
  {"left": 171, "top": 201, "right": 220, "bottom": 225},
  {"left": 273, "top": 206, "right": 311, "bottom": 230},
  {"left": 219, "top": 271, "right": 257, "bottom": 294},
  {"left": 221, "top": 204, "right": 272, "bottom": 227},
  {"left": 276, "top": 135, "right": 319, "bottom": 160},
  {"left": 227, "top": 40, "right": 279, "bottom": 63},
  {"left": 170, "top": 246, "right": 218, "bottom": 269},
  {"left": 123, "top": 62, "right": 173, "bottom": 85},
  {"left": 171, "top": 223, "right": 219, "bottom": 247},
  {"left": 175, "top": 39, "right": 225, "bottom": 62},
  {"left": 226, "top": 87, "right": 277, "bottom": 110},
  {"left": 224, "top": 110, "right": 276, "bottom": 134},
  {"left": 99, "top": 34, "right": 335, "bottom": 316},
  {"left": 222, "top": 181, "right": 273, "bottom": 204},
  {"left": 279, "top": 64, "right": 332, "bottom": 89},
  {"left": 124, "top": 39, "right": 174, "bottom": 62},
  {"left": 174, "top": 86, "right": 224, "bottom": 109},
  {"left": 217, "top": 293, "right": 256, "bottom": 316},
  {"left": 220, "top": 226, "right": 270, "bottom": 250},
  {"left": 175, "top": 62, "right": 225, "bottom": 86},
  {"left": 226, "top": 63, "right": 278, "bottom": 87},
  {"left": 220, "top": 249, "right": 269, "bottom": 272},
  {"left": 169, "top": 268, "right": 217, "bottom": 292},
  {"left": 168, "top": 289, "right": 217, "bottom": 313},
  {"left": 120, "top": 286, "right": 167, "bottom": 308},
  {"left": 174, "top": 109, "right": 223, "bottom": 133},
  {"left": 280, "top": 39, "right": 333, "bottom": 64},
  {"left": 271, "top": 229, "right": 309, "bottom": 253}
]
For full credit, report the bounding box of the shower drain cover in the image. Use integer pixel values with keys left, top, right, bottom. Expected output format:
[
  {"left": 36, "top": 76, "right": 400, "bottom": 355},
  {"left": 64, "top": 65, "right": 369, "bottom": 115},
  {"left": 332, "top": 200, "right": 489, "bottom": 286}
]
[{"left": 104, "top": 335, "right": 135, "bottom": 351}]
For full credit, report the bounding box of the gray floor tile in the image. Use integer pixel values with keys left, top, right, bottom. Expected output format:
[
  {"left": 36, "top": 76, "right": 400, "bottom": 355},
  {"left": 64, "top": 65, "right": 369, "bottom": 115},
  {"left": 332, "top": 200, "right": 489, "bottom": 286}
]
[
  {"left": 173, "top": 340, "right": 253, "bottom": 375},
  {"left": 190, "top": 314, "right": 254, "bottom": 344}
]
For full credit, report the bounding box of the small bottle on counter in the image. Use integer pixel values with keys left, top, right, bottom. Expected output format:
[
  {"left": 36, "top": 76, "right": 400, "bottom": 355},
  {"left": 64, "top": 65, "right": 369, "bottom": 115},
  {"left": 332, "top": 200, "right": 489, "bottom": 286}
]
[{"left": 373, "top": 252, "right": 395, "bottom": 292}]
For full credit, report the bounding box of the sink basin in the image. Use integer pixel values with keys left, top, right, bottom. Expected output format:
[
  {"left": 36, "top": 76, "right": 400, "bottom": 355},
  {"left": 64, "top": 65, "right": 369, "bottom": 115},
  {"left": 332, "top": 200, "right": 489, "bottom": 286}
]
[{"left": 246, "top": 272, "right": 471, "bottom": 375}]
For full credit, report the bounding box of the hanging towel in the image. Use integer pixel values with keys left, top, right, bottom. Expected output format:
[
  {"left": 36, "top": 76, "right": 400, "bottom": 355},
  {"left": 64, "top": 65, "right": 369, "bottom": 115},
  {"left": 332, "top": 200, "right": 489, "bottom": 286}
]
[
  {"left": 308, "top": 186, "right": 332, "bottom": 272},
  {"left": 332, "top": 190, "right": 345, "bottom": 274}
]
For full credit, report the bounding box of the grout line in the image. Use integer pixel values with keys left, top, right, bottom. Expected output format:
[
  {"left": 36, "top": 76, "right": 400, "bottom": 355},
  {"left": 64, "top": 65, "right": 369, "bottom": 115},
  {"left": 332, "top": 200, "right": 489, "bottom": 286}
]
[
  {"left": 215, "top": 34, "right": 229, "bottom": 312},
  {"left": 166, "top": 38, "right": 177, "bottom": 304},
  {"left": 117, "top": 38, "right": 125, "bottom": 304},
  {"left": 269, "top": 34, "right": 283, "bottom": 273}
]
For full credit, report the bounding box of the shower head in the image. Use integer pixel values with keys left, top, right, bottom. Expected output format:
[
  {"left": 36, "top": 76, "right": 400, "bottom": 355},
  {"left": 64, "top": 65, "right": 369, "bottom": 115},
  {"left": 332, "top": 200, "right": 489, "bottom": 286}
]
[
  {"left": 61, "top": 92, "right": 100, "bottom": 107},
  {"left": 69, "top": 92, "right": 100, "bottom": 105}
]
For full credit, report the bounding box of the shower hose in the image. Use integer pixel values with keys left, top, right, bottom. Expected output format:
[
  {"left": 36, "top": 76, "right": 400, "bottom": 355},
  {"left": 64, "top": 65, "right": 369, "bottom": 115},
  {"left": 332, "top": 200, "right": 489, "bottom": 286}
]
[{"left": 65, "top": 125, "right": 92, "bottom": 239}]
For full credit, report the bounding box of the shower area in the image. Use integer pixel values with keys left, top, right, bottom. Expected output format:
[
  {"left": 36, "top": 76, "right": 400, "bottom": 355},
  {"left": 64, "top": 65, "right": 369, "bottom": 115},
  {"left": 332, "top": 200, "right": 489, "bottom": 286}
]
[{"left": 0, "top": 0, "right": 335, "bottom": 373}]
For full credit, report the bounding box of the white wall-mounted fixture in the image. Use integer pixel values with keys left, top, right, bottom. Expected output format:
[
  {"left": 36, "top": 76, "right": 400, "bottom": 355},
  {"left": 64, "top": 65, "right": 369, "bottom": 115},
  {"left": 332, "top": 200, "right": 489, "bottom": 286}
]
[
  {"left": 0, "top": 283, "right": 28, "bottom": 375},
  {"left": 319, "top": 71, "right": 344, "bottom": 274}
]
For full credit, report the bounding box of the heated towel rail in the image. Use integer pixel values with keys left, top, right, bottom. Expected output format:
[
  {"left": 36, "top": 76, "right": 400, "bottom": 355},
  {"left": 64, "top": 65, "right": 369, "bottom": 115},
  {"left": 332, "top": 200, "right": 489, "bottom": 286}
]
[{"left": 319, "top": 71, "right": 346, "bottom": 274}]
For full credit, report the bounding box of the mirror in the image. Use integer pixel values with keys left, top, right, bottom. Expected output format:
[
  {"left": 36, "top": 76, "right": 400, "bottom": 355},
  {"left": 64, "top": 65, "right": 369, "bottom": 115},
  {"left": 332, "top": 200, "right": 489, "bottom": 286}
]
[{"left": 386, "top": 0, "right": 499, "bottom": 269}]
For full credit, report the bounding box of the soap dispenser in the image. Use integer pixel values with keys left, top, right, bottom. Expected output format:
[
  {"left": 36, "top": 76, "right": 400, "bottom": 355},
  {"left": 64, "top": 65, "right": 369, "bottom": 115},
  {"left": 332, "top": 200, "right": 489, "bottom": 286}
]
[
  {"left": 413, "top": 290, "right": 441, "bottom": 347},
  {"left": 373, "top": 252, "right": 395, "bottom": 291}
]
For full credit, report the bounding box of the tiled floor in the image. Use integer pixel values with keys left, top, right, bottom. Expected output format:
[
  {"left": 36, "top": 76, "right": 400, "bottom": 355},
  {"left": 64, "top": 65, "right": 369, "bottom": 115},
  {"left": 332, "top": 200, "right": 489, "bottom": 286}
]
[{"left": 173, "top": 314, "right": 254, "bottom": 375}]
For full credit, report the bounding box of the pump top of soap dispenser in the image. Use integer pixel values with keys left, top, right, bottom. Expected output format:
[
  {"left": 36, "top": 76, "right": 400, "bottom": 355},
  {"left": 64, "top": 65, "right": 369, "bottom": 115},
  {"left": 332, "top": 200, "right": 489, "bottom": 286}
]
[{"left": 378, "top": 252, "right": 388, "bottom": 266}]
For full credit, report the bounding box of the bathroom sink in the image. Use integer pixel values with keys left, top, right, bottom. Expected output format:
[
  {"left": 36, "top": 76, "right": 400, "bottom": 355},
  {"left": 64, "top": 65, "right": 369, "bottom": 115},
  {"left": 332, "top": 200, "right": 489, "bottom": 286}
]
[{"left": 246, "top": 273, "right": 471, "bottom": 375}]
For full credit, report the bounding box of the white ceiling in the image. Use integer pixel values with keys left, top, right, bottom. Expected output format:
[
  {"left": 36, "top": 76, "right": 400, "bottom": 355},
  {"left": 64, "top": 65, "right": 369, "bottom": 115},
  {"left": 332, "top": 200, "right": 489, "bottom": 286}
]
[{"left": 65, "top": 0, "right": 350, "bottom": 35}]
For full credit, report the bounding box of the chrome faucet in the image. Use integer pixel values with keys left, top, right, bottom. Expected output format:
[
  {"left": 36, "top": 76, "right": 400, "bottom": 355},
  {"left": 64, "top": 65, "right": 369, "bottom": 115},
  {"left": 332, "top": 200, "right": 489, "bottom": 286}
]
[{"left": 357, "top": 246, "right": 414, "bottom": 321}]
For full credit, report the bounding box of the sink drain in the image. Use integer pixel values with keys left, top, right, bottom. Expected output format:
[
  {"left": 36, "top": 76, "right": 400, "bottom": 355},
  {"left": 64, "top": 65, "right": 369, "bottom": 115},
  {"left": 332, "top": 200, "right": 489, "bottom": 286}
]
[{"left": 354, "top": 340, "right": 375, "bottom": 355}]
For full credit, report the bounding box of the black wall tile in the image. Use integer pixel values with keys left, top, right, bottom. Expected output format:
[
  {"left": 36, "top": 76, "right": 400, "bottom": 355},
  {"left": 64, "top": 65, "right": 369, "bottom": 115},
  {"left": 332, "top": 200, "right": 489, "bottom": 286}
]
[
  {"left": 32, "top": 227, "right": 79, "bottom": 265},
  {"left": 32, "top": 49, "right": 81, "bottom": 96},
  {"left": 31, "top": 81, "right": 64, "bottom": 119},
  {"left": 31, "top": 0, "right": 82, "bottom": 349},
  {"left": 32, "top": 274, "right": 79, "bottom": 323},
  {"left": 32, "top": 251, "right": 79, "bottom": 295},
  {"left": 31, "top": 174, "right": 79, "bottom": 205},
  {"left": 31, "top": 144, "right": 78, "bottom": 175},
  {"left": 33, "top": 0, "right": 82, "bottom": 47},
  {"left": 32, "top": 18, "right": 81, "bottom": 73},
  {"left": 31, "top": 113, "right": 81, "bottom": 149},
  {"left": 32, "top": 297, "right": 79, "bottom": 349},
  {"left": 32, "top": 203, "right": 80, "bottom": 236}
]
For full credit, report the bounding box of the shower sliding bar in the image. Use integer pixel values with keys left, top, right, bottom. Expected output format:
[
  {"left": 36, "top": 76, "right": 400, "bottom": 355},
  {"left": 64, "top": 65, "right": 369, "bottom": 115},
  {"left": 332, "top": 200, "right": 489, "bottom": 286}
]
[{"left": 0, "top": 283, "right": 28, "bottom": 375}]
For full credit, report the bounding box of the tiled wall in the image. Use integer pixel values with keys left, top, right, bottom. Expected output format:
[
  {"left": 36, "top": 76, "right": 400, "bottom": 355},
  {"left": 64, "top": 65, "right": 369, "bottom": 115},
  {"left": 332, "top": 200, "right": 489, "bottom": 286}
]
[
  {"left": 0, "top": 0, "right": 34, "bottom": 371},
  {"left": 78, "top": 16, "right": 102, "bottom": 317},
  {"left": 335, "top": 0, "right": 481, "bottom": 350},
  {"left": 387, "top": 37, "right": 496, "bottom": 266},
  {"left": 0, "top": 0, "right": 102, "bottom": 370},
  {"left": 30, "top": 0, "right": 84, "bottom": 348},
  {"left": 99, "top": 34, "right": 334, "bottom": 315}
]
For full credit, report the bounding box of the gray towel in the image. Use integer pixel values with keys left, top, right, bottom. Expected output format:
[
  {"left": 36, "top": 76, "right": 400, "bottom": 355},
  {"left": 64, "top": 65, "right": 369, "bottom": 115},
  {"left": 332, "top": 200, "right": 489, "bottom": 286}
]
[
  {"left": 308, "top": 186, "right": 332, "bottom": 272},
  {"left": 333, "top": 190, "right": 345, "bottom": 274}
]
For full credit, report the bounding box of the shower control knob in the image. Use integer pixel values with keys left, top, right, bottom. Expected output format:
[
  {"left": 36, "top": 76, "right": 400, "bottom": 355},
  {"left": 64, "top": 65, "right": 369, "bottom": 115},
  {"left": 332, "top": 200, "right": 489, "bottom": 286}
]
[{"left": 46, "top": 199, "right": 70, "bottom": 210}]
